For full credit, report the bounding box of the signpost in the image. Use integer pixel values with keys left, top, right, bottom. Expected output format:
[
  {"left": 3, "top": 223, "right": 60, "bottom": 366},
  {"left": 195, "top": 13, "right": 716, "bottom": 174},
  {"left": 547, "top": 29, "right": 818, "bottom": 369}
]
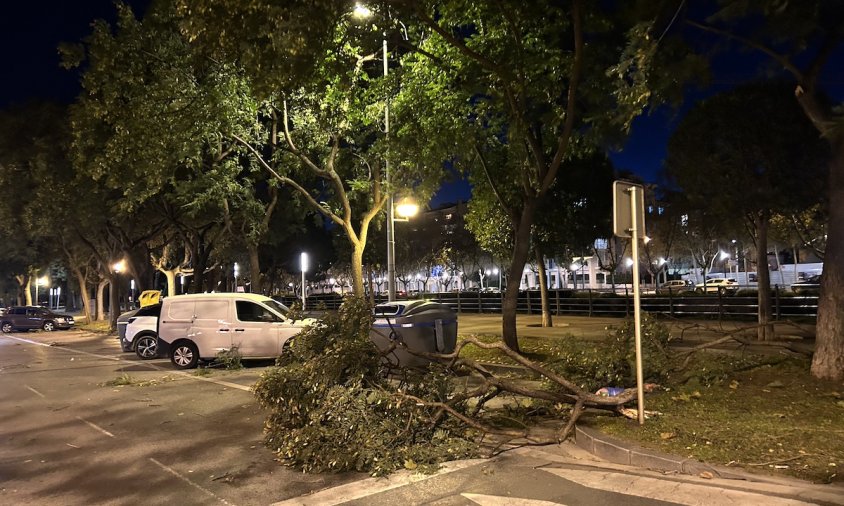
[{"left": 613, "top": 181, "right": 646, "bottom": 425}]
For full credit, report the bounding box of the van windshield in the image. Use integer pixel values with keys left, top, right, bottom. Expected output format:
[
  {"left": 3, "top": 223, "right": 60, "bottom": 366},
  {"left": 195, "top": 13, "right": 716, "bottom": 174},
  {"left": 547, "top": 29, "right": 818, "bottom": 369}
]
[{"left": 265, "top": 299, "right": 291, "bottom": 318}]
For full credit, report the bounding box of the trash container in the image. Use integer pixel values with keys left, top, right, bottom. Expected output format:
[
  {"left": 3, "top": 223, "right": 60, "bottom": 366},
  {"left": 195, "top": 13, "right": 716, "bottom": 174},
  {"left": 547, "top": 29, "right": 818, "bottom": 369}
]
[{"left": 370, "top": 300, "right": 458, "bottom": 368}]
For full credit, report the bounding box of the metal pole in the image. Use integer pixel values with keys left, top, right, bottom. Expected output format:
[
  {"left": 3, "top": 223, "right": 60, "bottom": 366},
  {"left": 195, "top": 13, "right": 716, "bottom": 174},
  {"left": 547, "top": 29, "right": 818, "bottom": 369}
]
[
  {"left": 629, "top": 185, "right": 645, "bottom": 425},
  {"left": 384, "top": 35, "right": 396, "bottom": 303}
]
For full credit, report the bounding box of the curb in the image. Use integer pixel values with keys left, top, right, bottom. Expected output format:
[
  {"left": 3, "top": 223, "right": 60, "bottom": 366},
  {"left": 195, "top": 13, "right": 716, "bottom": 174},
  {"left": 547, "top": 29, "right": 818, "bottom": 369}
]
[{"left": 573, "top": 424, "right": 826, "bottom": 486}]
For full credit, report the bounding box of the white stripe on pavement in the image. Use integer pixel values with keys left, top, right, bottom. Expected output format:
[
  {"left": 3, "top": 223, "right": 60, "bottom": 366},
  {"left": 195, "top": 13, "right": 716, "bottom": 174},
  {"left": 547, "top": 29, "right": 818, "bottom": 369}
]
[
  {"left": 270, "top": 459, "right": 488, "bottom": 506},
  {"left": 76, "top": 416, "right": 115, "bottom": 438},
  {"left": 25, "top": 385, "right": 45, "bottom": 397},
  {"left": 463, "top": 494, "right": 567, "bottom": 506},
  {"left": 149, "top": 458, "right": 236, "bottom": 506},
  {"left": 1, "top": 335, "right": 119, "bottom": 361},
  {"left": 542, "top": 468, "right": 818, "bottom": 506}
]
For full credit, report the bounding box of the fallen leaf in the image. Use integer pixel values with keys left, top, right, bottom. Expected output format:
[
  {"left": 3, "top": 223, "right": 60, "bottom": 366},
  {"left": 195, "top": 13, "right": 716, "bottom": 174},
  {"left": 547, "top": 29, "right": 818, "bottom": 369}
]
[
  {"left": 660, "top": 432, "right": 676, "bottom": 440},
  {"left": 699, "top": 471, "right": 714, "bottom": 479},
  {"left": 729, "top": 380, "right": 739, "bottom": 390},
  {"left": 766, "top": 381, "right": 785, "bottom": 388}
]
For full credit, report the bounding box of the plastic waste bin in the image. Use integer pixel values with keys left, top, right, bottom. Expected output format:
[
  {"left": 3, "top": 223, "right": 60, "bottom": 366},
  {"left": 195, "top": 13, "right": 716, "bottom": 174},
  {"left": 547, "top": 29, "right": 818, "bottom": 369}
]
[{"left": 370, "top": 300, "right": 457, "bottom": 368}]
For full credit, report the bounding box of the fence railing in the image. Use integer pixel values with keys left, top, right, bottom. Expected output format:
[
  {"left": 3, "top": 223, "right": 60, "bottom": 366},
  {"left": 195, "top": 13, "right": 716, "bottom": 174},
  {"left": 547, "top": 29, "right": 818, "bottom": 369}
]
[{"left": 279, "top": 289, "right": 819, "bottom": 320}]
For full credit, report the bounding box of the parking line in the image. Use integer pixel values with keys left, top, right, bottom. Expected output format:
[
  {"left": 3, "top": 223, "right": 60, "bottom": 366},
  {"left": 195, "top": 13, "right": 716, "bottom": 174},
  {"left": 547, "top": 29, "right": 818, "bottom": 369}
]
[
  {"left": 3, "top": 334, "right": 253, "bottom": 393},
  {"left": 1, "top": 335, "right": 120, "bottom": 361},
  {"left": 25, "top": 385, "right": 46, "bottom": 398},
  {"left": 76, "top": 416, "right": 115, "bottom": 438},
  {"left": 149, "top": 458, "right": 236, "bottom": 506}
]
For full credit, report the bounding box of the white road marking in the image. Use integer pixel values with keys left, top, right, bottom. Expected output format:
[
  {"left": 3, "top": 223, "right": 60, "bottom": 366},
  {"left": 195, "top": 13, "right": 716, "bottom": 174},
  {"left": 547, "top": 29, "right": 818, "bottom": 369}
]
[
  {"left": 270, "top": 459, "right": 488, "bottom": 506},
  {"left": 2, "top": 333, "right": 252, "bottom": 392},
  {"left": 463, "top": 494, "right": 567, "bottom": 506},
  {"left": 1, "top": 335, "right": 119, "bottom": 361},
  {"left": 25, "top": 385, "right": 45, "bottom": 397},
  {"left": 149, "top": 458, "right": 236, "bottom": 506},
  {"left": 76, "top": 416, "right": 115, "bottom": 438},
  {"left": 542, "top": 468, "right": 818, "bottom": 506}
]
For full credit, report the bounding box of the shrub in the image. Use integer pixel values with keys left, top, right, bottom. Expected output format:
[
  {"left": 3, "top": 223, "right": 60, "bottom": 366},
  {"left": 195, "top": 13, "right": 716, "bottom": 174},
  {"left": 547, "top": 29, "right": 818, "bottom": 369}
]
[
  {"left": 544, "top": 313, "right": 671, "bottom": 391},
  {"left": 253, "top": 296, "right": 478, "bottom": 476}
]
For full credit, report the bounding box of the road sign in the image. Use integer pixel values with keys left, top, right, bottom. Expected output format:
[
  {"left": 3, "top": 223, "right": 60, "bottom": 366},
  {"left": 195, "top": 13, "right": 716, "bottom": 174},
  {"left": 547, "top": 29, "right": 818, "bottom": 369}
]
[{"left": 613, "top": 181, "right": 646, "bottom": 239}]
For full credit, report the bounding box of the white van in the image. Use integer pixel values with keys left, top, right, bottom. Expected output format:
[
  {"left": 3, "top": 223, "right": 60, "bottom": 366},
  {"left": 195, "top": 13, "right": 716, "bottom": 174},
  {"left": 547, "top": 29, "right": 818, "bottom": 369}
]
[{"left": 157, "top": 293, "right": 313, "bottom": 369}]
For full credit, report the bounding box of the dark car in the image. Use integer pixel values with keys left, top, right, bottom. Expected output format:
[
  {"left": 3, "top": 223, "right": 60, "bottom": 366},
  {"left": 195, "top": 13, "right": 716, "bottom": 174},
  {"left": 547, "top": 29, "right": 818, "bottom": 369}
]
[
  {"left": 1, "top": 306, "right": 75, "bottom": 332},
  {"left": 791, "top": 274, "right": 822, "bottom": 295}
]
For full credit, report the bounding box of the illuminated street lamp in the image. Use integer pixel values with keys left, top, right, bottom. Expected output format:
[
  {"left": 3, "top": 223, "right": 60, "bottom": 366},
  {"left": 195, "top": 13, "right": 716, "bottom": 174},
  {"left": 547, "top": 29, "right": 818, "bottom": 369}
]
[
  {"left": 300, "top": 252, "right": 309, "bottom": 310},
  {"left": 35, "top": 276, "right": 49, "bottom": 306},
  {"left": 353, "top": 3, "right": 415, "bottom": 302}
]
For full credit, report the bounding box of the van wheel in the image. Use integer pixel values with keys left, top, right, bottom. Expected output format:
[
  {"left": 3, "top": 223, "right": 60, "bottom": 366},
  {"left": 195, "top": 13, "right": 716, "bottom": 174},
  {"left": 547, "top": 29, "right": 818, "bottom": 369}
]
[
  {"left": 1, "top": 322, "right": 12, "bottom": 333},
  {"left": 135, "top": 334, "right": 158, "bottom": 360},
  {"left": 42, "top": 321, "right": 55, "bottom": 332},
  {"left": 170, "top": 341, "right": 199, "bottom": 369}
]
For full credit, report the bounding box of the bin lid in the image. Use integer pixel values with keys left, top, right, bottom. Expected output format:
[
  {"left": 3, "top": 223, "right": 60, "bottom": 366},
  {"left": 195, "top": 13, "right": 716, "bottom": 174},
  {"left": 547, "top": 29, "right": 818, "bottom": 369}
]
[{"left": 373, "top": 300, "right": 430, "bottom": 317}]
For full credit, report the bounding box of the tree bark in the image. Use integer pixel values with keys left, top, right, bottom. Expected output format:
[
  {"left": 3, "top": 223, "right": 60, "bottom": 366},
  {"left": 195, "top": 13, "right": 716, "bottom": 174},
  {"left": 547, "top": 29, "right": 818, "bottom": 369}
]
[
  {"left": 351, "top": 241, "right": 365, "bottom": 296},
  {"left": 71, "top": 265, "right": 93, "bottom": 323},
  {"left": 754, "top": 214, "right": 775, "bottom": 341},
  {"left": 502, "top": 201, "right": 538, "bottom": 352},
  {"left": 96, "top": 279, "right": 107, "bottom": 322},
  {"left": 811, "top": 139, "right": 844, "bottom": 380},
  {"left": 536, "top": 250, "right": 552, "bottom": 327},
  {"left": 248, "top": 244, "right": 262, "bottom": 295}
]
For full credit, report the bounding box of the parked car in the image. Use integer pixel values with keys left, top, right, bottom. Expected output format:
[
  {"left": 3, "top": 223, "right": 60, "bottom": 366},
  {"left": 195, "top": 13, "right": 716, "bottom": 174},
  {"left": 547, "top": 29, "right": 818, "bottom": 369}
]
[
  {"left": 157, "top": 293, "right": 316, "bottom": 369},
  {"left": 656, "top": 279, "right": 694, "bottom": 295},
  {"left": 791, "top": 274, "right": 822, "bottom": 295},
  {"left": 694, "top": 278, "right": 739, "bottom": 294},
  {"left": 124, "top": 303, "right": 162, "bottom": 359},
  {"left": 1, "top": 306, "right": 75, "bottom": 332}
]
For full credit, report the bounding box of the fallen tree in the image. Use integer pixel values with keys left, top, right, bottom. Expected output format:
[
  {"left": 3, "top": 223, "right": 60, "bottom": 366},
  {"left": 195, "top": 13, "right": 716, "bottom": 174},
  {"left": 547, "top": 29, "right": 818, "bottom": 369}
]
[{"left": 253, "top": 297, "right": 669, "bottom": 475}]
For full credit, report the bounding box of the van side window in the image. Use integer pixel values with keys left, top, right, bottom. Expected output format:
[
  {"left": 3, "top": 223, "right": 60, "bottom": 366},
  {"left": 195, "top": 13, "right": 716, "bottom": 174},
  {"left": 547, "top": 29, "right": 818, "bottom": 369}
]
[{"left": 236, "top": 301, "right": 275, "bottom": 322}]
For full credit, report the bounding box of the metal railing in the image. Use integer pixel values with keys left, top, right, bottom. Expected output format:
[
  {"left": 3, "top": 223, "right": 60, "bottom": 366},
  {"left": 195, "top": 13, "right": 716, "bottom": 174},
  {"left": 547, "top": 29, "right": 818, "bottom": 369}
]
[{"left": 279, "top": 288, "right": 818, "bottom": 320}]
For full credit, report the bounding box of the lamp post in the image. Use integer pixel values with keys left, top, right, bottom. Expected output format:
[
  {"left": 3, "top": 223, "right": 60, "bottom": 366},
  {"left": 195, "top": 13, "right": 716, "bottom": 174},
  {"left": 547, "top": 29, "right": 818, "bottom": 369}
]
[
  {"left": 300, "top": 252, "right": 308, "bottom": 310},
  {"left": 353, "top": 3, "right": 417, "bottom": 302}
]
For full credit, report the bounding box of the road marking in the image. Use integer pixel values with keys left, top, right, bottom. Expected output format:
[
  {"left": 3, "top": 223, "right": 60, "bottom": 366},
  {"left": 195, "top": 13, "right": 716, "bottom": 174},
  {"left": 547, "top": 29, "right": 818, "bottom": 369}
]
[
  {"left": 25, "top": 385, "right": 45, "bottom": 398},
  {"left": 1, "top": 335, "right": 120, "bottom": 361},
  {"left": 542, "top": 468, "right": 817, "bottom": 506},
  {"left": 149, "top": 458, "right": 236, "bottom": 506},
  {"left": 2, "top": 334, "right": 253, "bottom": 392},
  {"left": 270, "top": 459, "right": 487, "bottom": 506},
  {"left": 463, "top": 494, "right": 567, "bottom": 506},
  {"left": 76, "top": 416, "right": 115, "bottom": 438}
]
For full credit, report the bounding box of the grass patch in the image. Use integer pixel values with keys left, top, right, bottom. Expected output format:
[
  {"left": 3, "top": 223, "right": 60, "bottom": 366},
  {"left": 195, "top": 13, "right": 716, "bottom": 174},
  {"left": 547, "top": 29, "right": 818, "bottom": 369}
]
[
  {"left": 584, "top": 356, "right": 843, "bottom": 484},
  {"left": 459, "top": 328, "right": 843, "bottom": 484}
]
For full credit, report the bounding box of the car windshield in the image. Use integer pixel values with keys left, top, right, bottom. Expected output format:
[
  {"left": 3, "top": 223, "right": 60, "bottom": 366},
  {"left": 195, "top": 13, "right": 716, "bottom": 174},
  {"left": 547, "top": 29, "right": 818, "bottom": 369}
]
[{"left": 265, "top": 299, "right": 291, "bottom": 318}]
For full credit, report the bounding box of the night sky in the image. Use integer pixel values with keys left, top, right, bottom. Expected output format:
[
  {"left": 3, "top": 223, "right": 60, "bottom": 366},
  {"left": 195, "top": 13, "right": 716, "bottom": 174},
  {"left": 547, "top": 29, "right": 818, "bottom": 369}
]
[{"left": 3, "top": 3, "right": 839, "bottom": 207}]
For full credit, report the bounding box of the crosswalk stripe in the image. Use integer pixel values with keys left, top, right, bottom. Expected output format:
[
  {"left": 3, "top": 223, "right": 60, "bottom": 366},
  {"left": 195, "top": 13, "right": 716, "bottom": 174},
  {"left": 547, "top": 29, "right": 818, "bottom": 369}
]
[{"left": 542, "top": 468, "right": 817, "bottom": 506}]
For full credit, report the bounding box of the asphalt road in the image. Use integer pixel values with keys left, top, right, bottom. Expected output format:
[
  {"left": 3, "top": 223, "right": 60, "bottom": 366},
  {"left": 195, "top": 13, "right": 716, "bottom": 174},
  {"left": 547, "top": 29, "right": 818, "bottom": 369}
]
[{"left": 1, "top": 329, "right": 838, "bottom": 506}]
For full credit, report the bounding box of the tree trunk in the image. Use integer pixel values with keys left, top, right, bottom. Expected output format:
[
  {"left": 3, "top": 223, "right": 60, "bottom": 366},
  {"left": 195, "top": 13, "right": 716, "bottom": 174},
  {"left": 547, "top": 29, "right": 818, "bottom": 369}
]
[
  {"left": 248, "top": 244, "right": 262, "bottom": 295},
  {"left": 502, "top": 201, "right": 538, "bottom": 352},
  {"left": 811, "top": 139, "right": 844, "bottom": 380},
  {"left": 536, "top": 250, "right": 552, "bottom": 327},
  {"left": 351, "top": 241, "right": 365, "bottom": 295},
  {"left": 71, "top": 265, "right": 93, "bottom": 323},
  {"left": 96, "top": 279, "right": 107, "bottom": 321},
  {"left": 108, "top": 275, "right": 119, "bottom": 331},
  {"left": 754, "top": 214, "right": 774, "bottom": 341}
]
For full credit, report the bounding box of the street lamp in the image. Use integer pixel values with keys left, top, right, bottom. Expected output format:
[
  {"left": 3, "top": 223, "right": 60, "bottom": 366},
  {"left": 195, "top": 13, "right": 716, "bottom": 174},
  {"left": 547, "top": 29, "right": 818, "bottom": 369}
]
[
  {"left": 353, "top": 3, "right": 415, "bottom": 302},
  {"left": 300, "top": 252, "right": 308, "bottom": 310},
  {"left": 233, "top": 262, "right": 240, "bottom": 292}
]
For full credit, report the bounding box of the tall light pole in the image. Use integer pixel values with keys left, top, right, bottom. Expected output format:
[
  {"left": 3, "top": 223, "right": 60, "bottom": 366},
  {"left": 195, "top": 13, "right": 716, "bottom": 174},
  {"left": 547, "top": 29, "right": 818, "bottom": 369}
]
[{"left": 300, "top": 252, "right": 308, "bottom": 310}]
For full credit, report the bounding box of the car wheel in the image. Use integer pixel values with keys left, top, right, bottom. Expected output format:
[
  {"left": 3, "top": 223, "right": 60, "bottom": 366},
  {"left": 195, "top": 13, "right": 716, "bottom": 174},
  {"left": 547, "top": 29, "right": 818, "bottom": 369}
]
[
  {"left": 42, "top": 321, "right": 55, "bottom": 332},
  {"left": 695, "top": 288, "right": 703, "bottom": 294},
  {"left": 170, "top": 341, "right": 199, "bottom": 369},
  {"left": 1, "top": 322, "right": 12, "bottom": 333},
  {"left": 135, "top": 335, "right": 158, "bottom": 360}
]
